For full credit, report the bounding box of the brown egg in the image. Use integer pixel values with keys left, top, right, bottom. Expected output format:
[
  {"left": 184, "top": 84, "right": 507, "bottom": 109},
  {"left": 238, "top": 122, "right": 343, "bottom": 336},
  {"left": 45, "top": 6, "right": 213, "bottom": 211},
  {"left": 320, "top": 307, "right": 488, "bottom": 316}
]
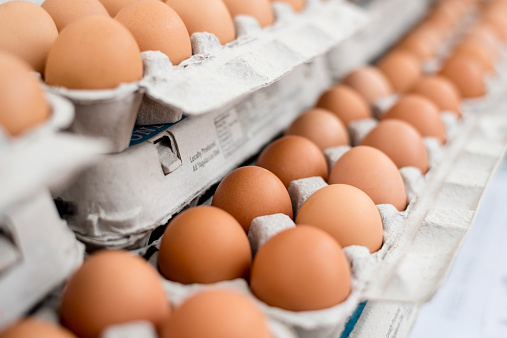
[
  {"left": 397, "top": 30, "right": 438, "bottom": 61},
  {"left": 45, "top": 16, "right": 143, "bottom": 90},
  {"left": 256, "top": 136, "right": 328, "bottom": 188},
  {"left": 222, "top": 0, "right": 275, "bottom": 27},
  {"left": 381, "top": 94, "right": 446, "bottom": 144},
  {"left": 409, "top": 75, "right": 461, "bottom": 117},
  {"left": 453, "top": 41, "right": 496, "bottom": 73},
  {"left": 0, "top": 318, "right": 76, "bottom": 338},
  {"left": 115, "top": 0, "right": 191, "bottom": 65},
  {"left": 211, "top": 166, "right": 293, "bottom": 233},
  {"left": 0, "top": 1, "right": 57, "bottom": 75},
  {"left": 316, "top": 85, "right": 372, "bottom": 125},
  {"left": 165, "top": 0, "right": 235, "bottom": 45},
  {"left": 342, "top": 66, "right": 393, "bottom": 104},
  {"left": 60, "top": 250, "right": 170, "bottom": 338},
  {"left": 377, "top": 50, "right": 422, "bottom": 93},
  {"left": 158, "top": 206, "right": 251, "bottom": 284},
  {"left": 161, "top": 289, "right": 271, "bottom": 338},
  {"left": 0, "top": 52, "right": 50, "bottom": 136},
  {"left": 272, "top": 0, "right": 305, "bottom": 12},
  {"left": 296, "top": 184, "right": 383, "bottom": 253},
  {"left": 285, "top": 108, "right": 349, "bottom": 151},
  {"left": 439, "top": 55, "right": 486, "bottom": 98},
  {"left": 250, "top": 225, "right": 351, "bottom": 311},
  {"left": 328, "top": 146, "right": 407, "bottom": 211},
  {"left": 99, "top": 0, "right": 138, "bottom": 17},
  {"left": 41, "top": 0, "right": 109, "bottom": 32},
  {"left": 360, "top": 119, "right": 429, "bottom": 174}
]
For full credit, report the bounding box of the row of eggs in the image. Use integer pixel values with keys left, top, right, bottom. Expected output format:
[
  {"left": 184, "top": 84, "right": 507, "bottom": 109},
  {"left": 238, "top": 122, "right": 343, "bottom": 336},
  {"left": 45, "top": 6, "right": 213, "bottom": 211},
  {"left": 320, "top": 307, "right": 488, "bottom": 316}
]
[{"left": 3, "top": 0, "right": 507, "bottom": 336}]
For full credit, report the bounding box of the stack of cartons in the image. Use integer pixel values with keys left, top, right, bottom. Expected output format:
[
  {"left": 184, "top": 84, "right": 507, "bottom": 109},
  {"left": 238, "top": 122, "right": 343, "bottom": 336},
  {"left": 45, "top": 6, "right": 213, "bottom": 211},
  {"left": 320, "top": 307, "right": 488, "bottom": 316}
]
[{"left": 5, "top": 0, "right": 507, "bottom": 337}]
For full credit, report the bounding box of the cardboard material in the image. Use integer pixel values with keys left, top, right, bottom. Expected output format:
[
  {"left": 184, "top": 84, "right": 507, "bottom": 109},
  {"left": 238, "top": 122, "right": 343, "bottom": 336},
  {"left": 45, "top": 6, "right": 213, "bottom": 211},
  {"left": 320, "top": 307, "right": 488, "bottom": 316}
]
[
  {"left": 0, "top": 191, "right": 84, "bottom": 329},
  {"left": 45, "top": 83, "right": 143, "bottom": 153}
]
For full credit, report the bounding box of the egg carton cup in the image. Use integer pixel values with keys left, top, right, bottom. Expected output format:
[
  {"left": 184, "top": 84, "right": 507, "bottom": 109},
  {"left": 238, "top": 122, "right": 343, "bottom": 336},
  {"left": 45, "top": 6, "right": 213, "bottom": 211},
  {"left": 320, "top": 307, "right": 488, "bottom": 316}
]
[
  {"left": 45, "top": 82, "right": 143, "bottom": 153},
  {"left": 0, "top": 191, "right": 84, "bottom": 330},
  {"left": 136, "top": 0, "right": 367, "bottom": 125},
  {"left": 327, "top": 0, "right": 432, "bottom": 78},
  {"left": 55, "top": 58, "right": 332, "bottom": 251}
]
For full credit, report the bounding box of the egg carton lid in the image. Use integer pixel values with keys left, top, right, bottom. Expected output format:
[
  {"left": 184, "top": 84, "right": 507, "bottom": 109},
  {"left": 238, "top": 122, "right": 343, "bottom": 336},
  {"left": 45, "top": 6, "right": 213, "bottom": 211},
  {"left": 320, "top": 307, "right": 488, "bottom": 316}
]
[{"left": 138, "top": 0, "right": 367, "bottom": 118}]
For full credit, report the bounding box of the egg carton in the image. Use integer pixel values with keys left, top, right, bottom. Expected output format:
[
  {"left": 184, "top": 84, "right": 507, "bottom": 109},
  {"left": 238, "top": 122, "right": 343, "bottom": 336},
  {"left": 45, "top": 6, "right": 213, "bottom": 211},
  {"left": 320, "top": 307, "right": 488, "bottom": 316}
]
[
  {"left": 54, "top": 57, "right": 332, "bottom": 251},
  {"left": 42, "top": 0, "right": 366, "bottom": 155},
  {"left": 0, "top": 191, "right": 84, "bottom": 330},
  {"left": 327, "top": 0, "right": 433, "bottom": 78},
  {"left": 140, "top": 93, "right": 507, "bottom": 338}
]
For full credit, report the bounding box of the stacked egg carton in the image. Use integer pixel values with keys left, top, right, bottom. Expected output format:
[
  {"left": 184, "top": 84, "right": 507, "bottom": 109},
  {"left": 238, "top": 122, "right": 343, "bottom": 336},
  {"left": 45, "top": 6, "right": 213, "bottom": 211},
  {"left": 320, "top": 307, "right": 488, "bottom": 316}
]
[
  {"left": 0, "top": 92, "right": 106, "bottom": 328},
  {"left": 5, "top": 0, "right": 507, "bottom": 337}
]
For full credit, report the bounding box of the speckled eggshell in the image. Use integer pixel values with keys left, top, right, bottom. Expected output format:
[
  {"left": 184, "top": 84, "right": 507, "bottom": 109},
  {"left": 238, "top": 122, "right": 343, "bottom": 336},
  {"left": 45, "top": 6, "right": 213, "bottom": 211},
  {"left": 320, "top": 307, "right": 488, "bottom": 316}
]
[
  {"left": 381, "top": 94, "right": 446, "bottom": 144},
  {"left": 285, "top": 108, "right": 349, "bottom": 151},
  {"left": 342, "top": 66, "right": 393, "bottom": 104},
  {"left": 377, "top": 50, "right": 422, "bottom": 92},
  {"left": 211, "top": 166, "right": 293, "bottom": 233},
  {"left": 409, "top": 75, "right": 462, "bottom": 117},
  {"left": 222, "top": 0, "right": 274, "bottom": 27},
  {"left": 157, "top": 206, "right": 251, "bottom": 284},
  {"left": 0, "top": 1, "right": 58, "bottom": 75},
  {"left": 328, "top": 146, "right": 407, "bottom": 211},
  {"left": 45, "top": 16, "right": 143, "bottom": 90},
  {"left": 60, "top": 250, "right": 170, "bottom": 338},
  {"left": 161, "top": 289, "right": 271, "bottom": 338},
  {"left": 360, "top": 119, "right": 429, "bottom": 174},
  {"left": 0, "top": 318, "right": 76, "bottom": 338},
  {"left": 115, "top": 0, "right": 192, "bottom": 65},
  {"left": 250, "top": 226, "right": 351, "bottom": 311},
  {"left": 296, "top": 184, "right": 383, "bottom": 253},
  {"left": 439, "top": 55, "right": 486, "bottom": 98},
  {"left": 316, "top": 85, "right": 372, "bottom": 125},
  {"left": 256, "top": 135, "right": 328, "bottom": 188},
  {"left": 41, "top": 0, "right": 109, "bottom": 32},
  {"left": 0, "top": 52, "right": 50, "bottom": 136},
  {"left": 165, "top": 0, "right": 235, "bottom": 45}
]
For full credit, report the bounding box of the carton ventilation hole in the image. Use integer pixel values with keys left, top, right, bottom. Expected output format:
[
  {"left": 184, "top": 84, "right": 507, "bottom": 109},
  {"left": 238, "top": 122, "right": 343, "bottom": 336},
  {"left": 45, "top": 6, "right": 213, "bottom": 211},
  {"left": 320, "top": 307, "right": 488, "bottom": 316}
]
[{"left": 153, "top": 133, "right": 182, "bottom": 175}]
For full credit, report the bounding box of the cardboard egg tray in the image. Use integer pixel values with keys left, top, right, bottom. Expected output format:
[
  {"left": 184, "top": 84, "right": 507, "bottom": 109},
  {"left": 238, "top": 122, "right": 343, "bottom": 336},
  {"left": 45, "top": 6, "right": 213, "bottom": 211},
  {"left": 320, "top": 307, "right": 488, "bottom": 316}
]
[
  {"left": 129, "top": 92, "right": 507, "bottom": 338},
  {"left": 44, "top": 0, "right": 367, "bottom": 154},
  {"left": 0, "top": 94, "right": 106, "bottom": 329},
  {"left": 53, "top": 0, "right": 437, "bottom": 252}
]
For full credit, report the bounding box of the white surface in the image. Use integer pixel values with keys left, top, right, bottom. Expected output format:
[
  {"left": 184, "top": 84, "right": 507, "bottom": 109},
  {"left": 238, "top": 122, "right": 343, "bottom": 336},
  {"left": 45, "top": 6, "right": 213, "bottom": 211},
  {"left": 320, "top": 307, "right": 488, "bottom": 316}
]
[{"left": 411, "top": 159, "right": 507, "bottom": 338}]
